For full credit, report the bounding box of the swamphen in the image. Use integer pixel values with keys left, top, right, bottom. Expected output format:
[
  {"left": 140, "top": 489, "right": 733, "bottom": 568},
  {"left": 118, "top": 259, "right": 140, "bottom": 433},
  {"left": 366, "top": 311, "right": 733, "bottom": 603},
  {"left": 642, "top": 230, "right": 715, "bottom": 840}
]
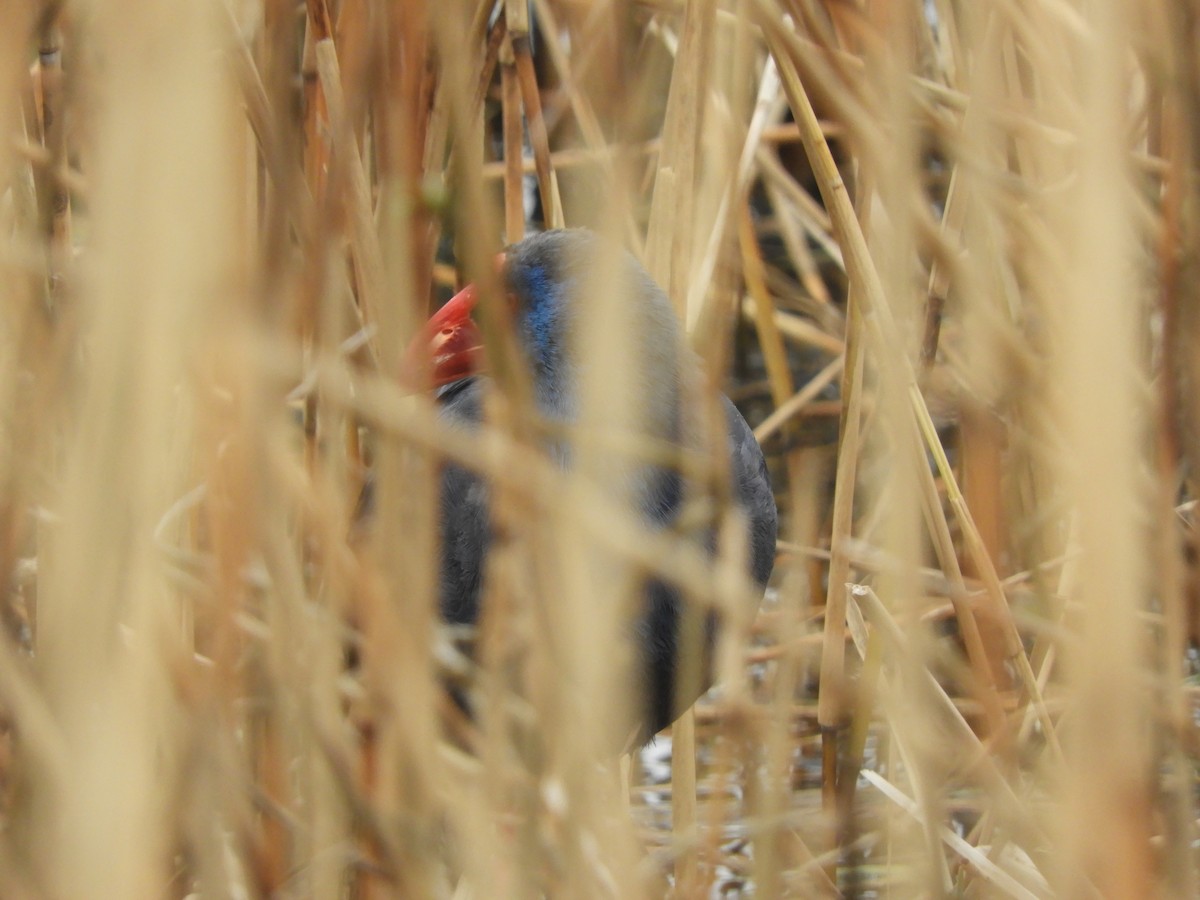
[{"left": 412, "top": 229, "right": 776, "bottom": 744}]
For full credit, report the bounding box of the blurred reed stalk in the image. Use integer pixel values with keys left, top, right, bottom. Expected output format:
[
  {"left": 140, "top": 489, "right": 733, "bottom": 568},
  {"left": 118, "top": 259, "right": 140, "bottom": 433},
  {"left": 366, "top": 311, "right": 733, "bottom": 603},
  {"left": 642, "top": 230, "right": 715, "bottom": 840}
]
[{"left": 0, "top": 0, "right": 1195, "bottom": 897}]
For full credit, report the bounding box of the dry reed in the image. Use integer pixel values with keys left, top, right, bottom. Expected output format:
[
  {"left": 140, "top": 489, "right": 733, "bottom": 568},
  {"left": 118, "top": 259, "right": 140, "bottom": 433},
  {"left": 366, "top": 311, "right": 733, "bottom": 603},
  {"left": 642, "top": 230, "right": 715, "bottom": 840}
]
[{"left": 0, "top": 0, "right": 1195, "bottom": 897}]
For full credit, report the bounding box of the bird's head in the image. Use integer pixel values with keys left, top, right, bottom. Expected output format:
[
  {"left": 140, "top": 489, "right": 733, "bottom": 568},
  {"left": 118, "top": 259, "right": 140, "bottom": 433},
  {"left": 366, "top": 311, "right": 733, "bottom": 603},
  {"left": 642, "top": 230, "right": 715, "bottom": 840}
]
[{"left": 405, "top": 230, "right": 680, "bottom": 407}]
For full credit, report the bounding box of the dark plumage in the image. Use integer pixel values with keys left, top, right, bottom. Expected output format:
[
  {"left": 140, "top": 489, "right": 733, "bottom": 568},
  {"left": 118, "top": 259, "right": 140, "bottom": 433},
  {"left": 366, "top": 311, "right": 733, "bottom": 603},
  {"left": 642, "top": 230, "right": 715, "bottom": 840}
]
[{"left": 421, "top": 229, "right": 776, "bottom": 744}]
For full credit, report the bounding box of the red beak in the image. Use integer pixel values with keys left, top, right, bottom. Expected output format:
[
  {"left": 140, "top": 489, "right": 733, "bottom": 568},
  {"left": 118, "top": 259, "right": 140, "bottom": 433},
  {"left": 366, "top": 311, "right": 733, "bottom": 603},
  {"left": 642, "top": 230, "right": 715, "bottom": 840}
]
[
  {"left": 402, "top": 253, "right": 507, "bottom": 391},
  {"left": 402, "top": 283, "right": 485, "bottom": 389}
]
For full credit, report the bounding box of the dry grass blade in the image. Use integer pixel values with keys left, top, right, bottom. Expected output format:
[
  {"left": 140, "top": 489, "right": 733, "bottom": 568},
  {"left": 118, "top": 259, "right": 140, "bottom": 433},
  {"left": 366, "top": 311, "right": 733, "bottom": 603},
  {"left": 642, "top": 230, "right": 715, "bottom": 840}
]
[
  {"left": 753, "top": 354, "right": 844, "bottom": 445},
  {"left": 860, "top": 770, "right": 1047, "bottom": 900}
]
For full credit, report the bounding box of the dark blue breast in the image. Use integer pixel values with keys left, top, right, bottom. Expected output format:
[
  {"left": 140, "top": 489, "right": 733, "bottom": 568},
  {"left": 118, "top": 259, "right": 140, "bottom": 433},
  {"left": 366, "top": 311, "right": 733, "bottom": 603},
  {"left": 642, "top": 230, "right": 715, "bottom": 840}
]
[{"left": 432, "top": 375, "right": 776, "bottom": 741}]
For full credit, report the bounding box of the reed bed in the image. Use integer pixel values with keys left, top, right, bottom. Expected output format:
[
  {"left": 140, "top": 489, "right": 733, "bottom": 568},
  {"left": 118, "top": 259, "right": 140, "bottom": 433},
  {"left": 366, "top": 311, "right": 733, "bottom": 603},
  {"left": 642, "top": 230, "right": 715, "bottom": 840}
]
[{"left": 0, "top": 0, "right": 1195, "bottom": 896}]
